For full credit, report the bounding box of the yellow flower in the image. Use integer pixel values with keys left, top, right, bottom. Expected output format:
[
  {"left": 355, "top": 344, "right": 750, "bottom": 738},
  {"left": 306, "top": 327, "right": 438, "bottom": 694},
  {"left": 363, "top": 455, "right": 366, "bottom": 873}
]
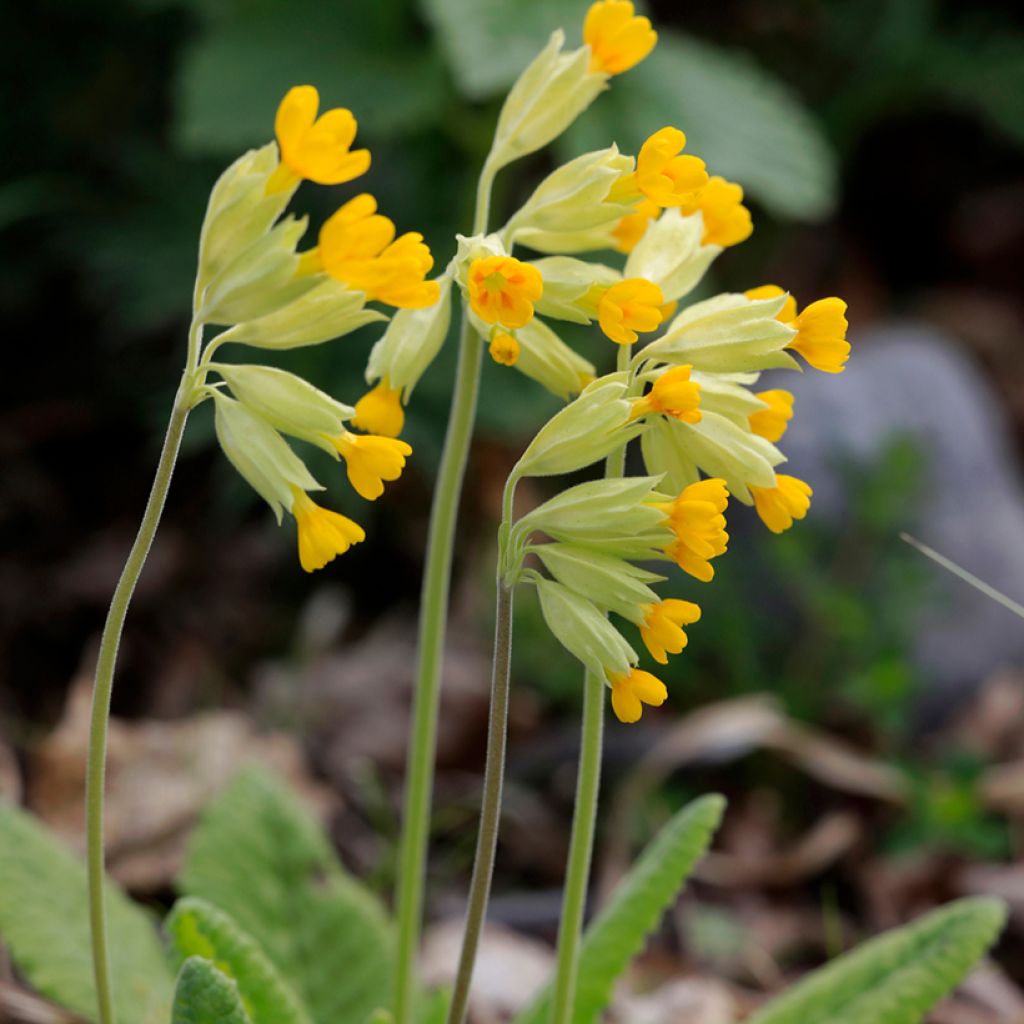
[
  {"left": 679, "top": 175, "right": 753, "bottom": 247},
  {"left": 635, "top": 128, "right": 708, "bottom": 208},
  {"left": 353, "top": 378, "right": 405, "bottom": 438},
  {"left": 745, "top": 286, "right": 849, "bottom": 372},
  {"left": 268, "top": 85, "right": 371, "bottom": 193},
  {"left": 612, "top": 198, "right": 660, "bottom": 253},
  {"left": 639, "top": 599, "right": 702, "bottom": 664},
  {"left": 751, "top": 474, "right": 812, "bottom": 533},
  {"left": 597, "top": 277, "right": 666, "bottom": 344},
  {"left": 467, "top": 256, "right": 544, "bottom": 329},
  {"left": 630, "top": 365, "right": 701, "bottom": 423},
  {"left": 291, "top": 487, "right": 365, "bottom": 573},
  {"left": 297, "top": 195, "right": 438, "bottom": 309},
  {"left": 652, "top": 478, "right": 729, "bottom": 582},
  {"left": 608, "top": 668, "right": 668, "bottom": 723},
  {"left": 326, "top": 431, "right": 413, "bottom": 501},
  {"left": 583, "top": 0, "right": 657, "bottom": 75},
  {"left": 748, "top": 389, "right": 794, "bottom": 442},
  {"left": 489, "top": 331, "right": 521, "bottom": 366}
]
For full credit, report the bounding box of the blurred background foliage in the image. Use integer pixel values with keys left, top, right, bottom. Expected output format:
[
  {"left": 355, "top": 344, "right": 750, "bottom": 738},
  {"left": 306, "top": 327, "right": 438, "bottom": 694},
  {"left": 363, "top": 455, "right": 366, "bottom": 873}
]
[{"left": 3, "top": 0, "right": 1024, "bottom": 939}]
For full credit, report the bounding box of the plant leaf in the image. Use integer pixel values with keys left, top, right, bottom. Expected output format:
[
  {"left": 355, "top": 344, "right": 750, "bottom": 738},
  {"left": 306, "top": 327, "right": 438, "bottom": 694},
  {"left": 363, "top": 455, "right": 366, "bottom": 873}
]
[
  {"left": 515, "top": 794, "right": 725, "bottom": 1024},
  {"left": 562, "top": 31, "right": 838, "bottom": 222},
  {"left": 166, "top": 897, "right": 312, "bottom": 1024},
  {"left": 0, "top": 801, "right": 173, "bottom": 1024},
  {"left": 747, "top": 897, "right": 1007, "bottom": 1024},
  {"left": 179, "top": 768, "right": 394, "bottom": 1024},
  {"left": 172, "top": 956, "right": 252, "bottom": 1024}
]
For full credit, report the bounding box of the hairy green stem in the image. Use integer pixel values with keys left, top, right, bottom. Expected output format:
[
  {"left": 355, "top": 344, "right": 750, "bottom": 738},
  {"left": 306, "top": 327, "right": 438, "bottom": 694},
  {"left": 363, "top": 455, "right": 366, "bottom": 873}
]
[
  {"left": 392, "top": 160, "right": 496, "bottom": 1024},
  {"left": 86, "top": 331, "right": 201, "bottom": 1022},
  {"left": 547, "top": 341, "right": 632, "bottom": 1024},
  {"left": 445, "top": 581, "right": 515, "bottom": 1024}
]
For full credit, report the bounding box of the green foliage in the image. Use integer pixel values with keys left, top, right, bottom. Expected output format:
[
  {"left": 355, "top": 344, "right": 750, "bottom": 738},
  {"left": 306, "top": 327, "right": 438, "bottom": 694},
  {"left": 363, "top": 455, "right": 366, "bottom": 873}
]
[
  {"left": 172, "top": 956, "right": 252, "bottom": 1024},
  {"left": 180, "top": 768, "right": 394, "bottom": 1024},
  {"left": 166, "top": 897, "right": 312, "bottom": 1024},
  {"left": 0, "top": 801, "right": 173, "bottom": 1024},
  {"left": 563, "top": 31, "right": 838, "bottom": 221},
  {"left": 515, "top": 794, "right": 725, "bottom": 1024},
  {"left": 746, "top": 897, "right": 1006, "bottom": 1024}
]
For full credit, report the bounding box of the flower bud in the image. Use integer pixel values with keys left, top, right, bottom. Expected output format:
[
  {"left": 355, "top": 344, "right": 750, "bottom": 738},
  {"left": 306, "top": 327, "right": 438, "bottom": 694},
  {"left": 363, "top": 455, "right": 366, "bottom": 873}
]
[
  {"left": 533, "top": 543, "right": 662, "bottom": 620},
  {"left": 504, "top": 146, "right": 636, "bottom": 252},
  {"left": 212, "top": 394, "right": 321, "bottom": 522},
  {"left": 644, "top": 292, "right": 798, "bottom": 373},
  {"left": 513, "top": 374, "right": 642, "bottom": 478},
  {"left": 490, "top": 31, "right": 606, "bottom": 172},
  {"left": 212, "top": 363, "right": 353, "bottom": 443},
  {"left": 624, "top": 208, "right": 718, "bottom": 302},
  {"left": 215, "top": 279, "right": 387, "bottom": 351},
  {"left": 365, "top": 275, "right": 453, "bottom": 399},
  {"left": 535, "top": 579, "right": 636, "bottom": 681},
  {"left": 198, "top": 215, "right": 315, "bottom": 326},
  {"left": 512, "top": 318, "right": 596, "bottom": 400},
  {"left": 197, "top": 143, "right": 296, "bottom": 293}
]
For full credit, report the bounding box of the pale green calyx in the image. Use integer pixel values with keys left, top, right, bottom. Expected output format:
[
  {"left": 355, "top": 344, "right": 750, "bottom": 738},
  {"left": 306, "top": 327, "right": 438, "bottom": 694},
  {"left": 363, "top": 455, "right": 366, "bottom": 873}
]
[
  {"left": 213, "top": 278, "right": 387, "bottom": 352},
  {"left": 513, "top": 318, "right": 596, "bottom": 400},
  {"left": 504, "top": 146, "right": 636, "bottom": 252},
  {"left": 642, "top": 292, "right": 799, "bottom": 373},
  {"left": 212, "top": 393, "right": 320, "bottom": 522},
  {"left": 211, "top": 363, "right": 353, "bottom": 445},
  {"left": 531, "top": 256, "right": 619, "bottom": 325},
  {"left": 512, "top": 374, "right": 642, "bottom": 478},
  {"left": 534, "top": 578, "right": 636, "bottom": 681},
  {"left": 365, "top": 274, "right": 453, "bottom": 399},
  {"left": 489, "top": 31, "right": 607, "bottom": 172},
  {"left": 533, "top": 543, "right": 663, "bottom": 622},
  {"left": 624, "top": 209, "right": 720, "bottom": 303}
]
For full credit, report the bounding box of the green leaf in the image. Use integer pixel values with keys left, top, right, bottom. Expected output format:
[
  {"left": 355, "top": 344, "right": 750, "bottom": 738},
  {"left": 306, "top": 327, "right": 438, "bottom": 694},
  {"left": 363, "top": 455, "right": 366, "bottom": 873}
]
[
  {"left": 180, "top": 768, "right": 394, "bottom": 1024},
  {"left": 421, "top": 0, "right": 593, "bottom": 100},
  {"left": 175, "top": 2, "right": 447, "bottom": 155},
  {"left": 747, "top": 897, "right": 1007, "bottom": 1024},
  {"left": 172, "top": 956, "right": 252, "bottom": 1024},
  {"left": 166, "top": 897, "right": 312, "bottom": 1024},
  {"left": 515, "top": 794, "right": 725, "bottom": 1024},
  {"left": 0, "top": 801, "right": 173, "bottom": 1024},
  {"left": 562, "top": 31, "right": 838, "bottom": 221}
]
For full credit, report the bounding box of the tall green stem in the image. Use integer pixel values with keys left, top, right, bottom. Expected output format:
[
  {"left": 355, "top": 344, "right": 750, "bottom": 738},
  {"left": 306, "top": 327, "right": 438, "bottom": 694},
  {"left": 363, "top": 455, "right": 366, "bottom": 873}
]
[
  {"left": 547, "top": 341, "right": 632, "bottom": 1024},
  {"left": 392, "top": 161, "right": 496, "bottom": 1024},
  {"left": 86, "top": 327, "right": 201, "bottom": 1023},
  {"left": 445, "top": 580, "right": 515, "bottom": 1024}
]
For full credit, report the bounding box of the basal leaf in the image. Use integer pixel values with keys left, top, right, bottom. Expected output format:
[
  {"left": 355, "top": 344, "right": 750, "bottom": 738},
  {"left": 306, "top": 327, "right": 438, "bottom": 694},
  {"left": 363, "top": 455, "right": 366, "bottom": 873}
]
[
  {"left": 0, "top": 801, "right": 173, "bottom": 1024},
  {"left": 166, "top": 897, "right": 312, "bottom": 1024},
  {"left": 515, "top": 794, "right": 725, "bottom": 1024},
  {"left": 747, "top": 897, "right": 1006, "bottom": 1024},
  {"left": 180, "top": 768, "right": 394, "bottom": 1024},
  {"left": 172, "top": 956, "right": 252, "bottom": 1024}
]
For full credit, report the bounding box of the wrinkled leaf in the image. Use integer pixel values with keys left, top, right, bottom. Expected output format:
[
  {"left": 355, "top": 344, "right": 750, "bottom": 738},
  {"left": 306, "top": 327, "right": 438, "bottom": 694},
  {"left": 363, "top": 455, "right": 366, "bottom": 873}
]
[{"left": 172, "top": 957, "right": 252, "bottom": 1024}]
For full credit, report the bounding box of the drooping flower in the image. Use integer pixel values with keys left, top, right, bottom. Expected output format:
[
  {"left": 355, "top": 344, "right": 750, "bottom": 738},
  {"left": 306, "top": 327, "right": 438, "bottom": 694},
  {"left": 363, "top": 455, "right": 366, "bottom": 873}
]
[
  {"left": 634, "top": 128, "right": 708, "bottom": 208},
  {"left": 630, "top": 365, "right": 702, "bottom": 423},
  {"left": 467, "top": 256, "right": 544, "bottom": 329},
  {"left": 639, "top": 599, "right": 702, "bottom": 664},
  {"left": 612, "top": 197, "right": 660, "bottom": 253},
  {"left": 353, "top": 378, "right": 405, "bottom": 438},
  {"left": 608, "top": 667, "right": 668, "bottom": 723},
  {"left": 291, "top": 487, "right": 365, "bottom": 572},
  {"left": 583, "top": 0, "right": 657, "bottom": 76},
  {"left": 268, "top": 85, "right": 371, "bottom": 193},
  {"left": 325, "top": 432, "right": 413, "bottom": 501},
  {"left": 653, "top": 478, "right": 730, "bottom": 582},
  {"left": 679, "top": 176, "right": 753, "bottom": 248},
  {"left": 751, "top": 474, "right": 812, "bottom": 533},
  {"left": 489, "top": 331, "right": 521, "bottom": 366},
  {"left": 597, "top": 277, "right": 666, "bottom": 344},
  {"left": 748, "top": 389, "right": 794, "bottom": 442},
  {"left": 745, "top": 285, "right": 850, "bottom": 373}
]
